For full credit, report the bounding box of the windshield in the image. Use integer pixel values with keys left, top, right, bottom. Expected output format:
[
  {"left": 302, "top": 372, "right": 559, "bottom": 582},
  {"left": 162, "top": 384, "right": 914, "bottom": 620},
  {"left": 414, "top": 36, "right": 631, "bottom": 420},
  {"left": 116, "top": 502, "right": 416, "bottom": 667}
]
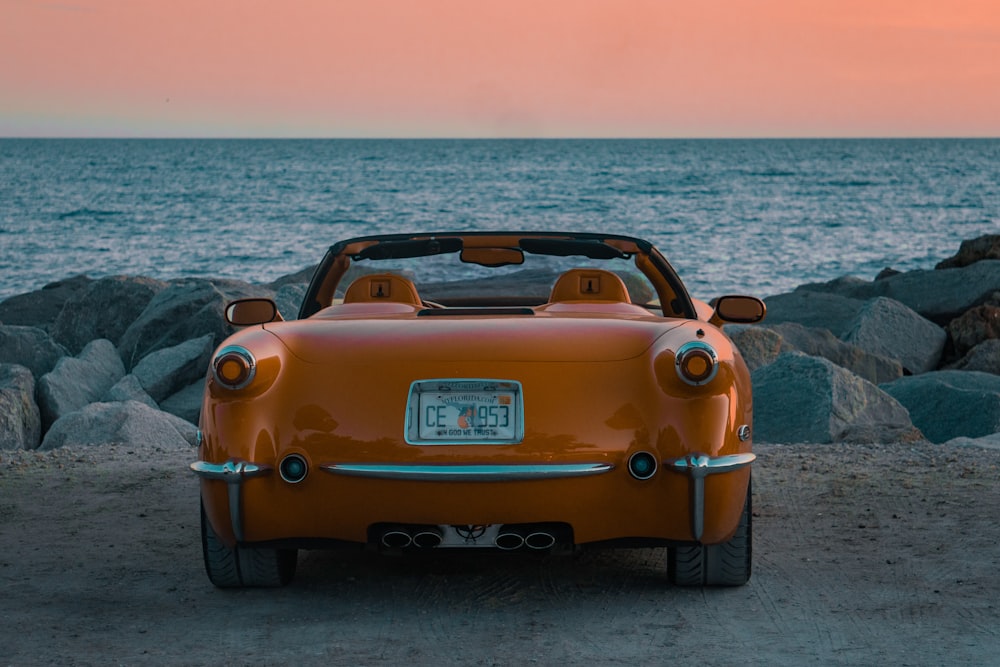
[
  {"left": 300, "top": 232, "right": 696, "bottom": 319},
  {"left": 337, "top": 252, "right": 658, "bottom": 306}
]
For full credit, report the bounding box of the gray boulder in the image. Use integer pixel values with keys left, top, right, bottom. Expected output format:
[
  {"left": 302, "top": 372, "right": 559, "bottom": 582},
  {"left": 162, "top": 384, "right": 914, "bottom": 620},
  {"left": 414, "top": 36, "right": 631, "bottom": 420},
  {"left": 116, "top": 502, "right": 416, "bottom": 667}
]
[
  {"left": 0, "top": 275, "right": 92, "bottom": 330},
  {"left": 275, "top": 283, "right": 308, "bottom": 321},
  {"left": 796, "top": 261, "right": 1000, "bottom": 324},
  {"left": 762, "top": 291, "right": 866, "bottom": 337},
  {"left": 36, "top": 339, "right": 126, "bottom": 431},
  {"left": 767, "top": 322, "right": 904, "bottom": 385},
  {"left": 131, "top": 334, "right": 214, "bottom": 403},
  {"left": 51, "top": 275, "right": 167, "bottom": 354},
  {"left": 726, "top": 325, "right": 783, "bottom": 372},
  {"left": 0, "top": 325, "right": 69, "bottom": 379},
  {"left": 948, "top": 339, "right": 1000, "bottom": 375},
  {"left": 268, "top": 265, "right": 317, "bottom": 289},
  {"left": 159, "top": 380, "right": 205, "bottom": 425},
  {"left": 841, "top": 297, "right": 946, "bottom": 374},
  {"left": 39, "top": 400, "right": 197, "bottom": 450},
  {"left": 117, "top": 278, "right": 267, "bottom": 369},
  {"left": 103, "top": 374, "right": 159, "bottom": 408},
  {"left": 752, "top": 352, "right": 920, "bottom": 444},
  {"left": 881, "top": 370, "right": 1000, "bottom": 444},
  {"left": 0, "top": 364, "right": 41, "bottom": 450}
]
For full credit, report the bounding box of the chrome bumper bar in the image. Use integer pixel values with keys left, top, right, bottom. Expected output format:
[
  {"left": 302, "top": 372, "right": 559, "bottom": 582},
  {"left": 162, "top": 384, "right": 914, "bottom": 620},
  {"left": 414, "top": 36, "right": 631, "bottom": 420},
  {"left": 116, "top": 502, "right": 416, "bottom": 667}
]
[
  {"left": 667, "top": 453, "right": 756, "bottom": 541},
  {"left": 190, "top": 460, "right": 273, "bottom": 542},
  {"left": 320, "top": 462, "right": 614, "bottom": 482}
]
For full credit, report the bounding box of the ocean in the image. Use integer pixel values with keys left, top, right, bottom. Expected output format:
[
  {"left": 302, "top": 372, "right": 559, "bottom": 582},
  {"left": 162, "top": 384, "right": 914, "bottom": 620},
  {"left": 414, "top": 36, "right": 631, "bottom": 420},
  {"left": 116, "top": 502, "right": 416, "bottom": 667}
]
[{"left": 1, "top": 138, "right": 998, "bottom": 302}]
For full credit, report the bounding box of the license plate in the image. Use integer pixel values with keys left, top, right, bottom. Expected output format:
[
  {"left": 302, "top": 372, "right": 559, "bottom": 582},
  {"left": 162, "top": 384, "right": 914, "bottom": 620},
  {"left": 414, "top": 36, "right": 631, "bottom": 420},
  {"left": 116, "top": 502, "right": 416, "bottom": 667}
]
[{"left": 406, "top": 380, "right": 524, "bottom": 445}]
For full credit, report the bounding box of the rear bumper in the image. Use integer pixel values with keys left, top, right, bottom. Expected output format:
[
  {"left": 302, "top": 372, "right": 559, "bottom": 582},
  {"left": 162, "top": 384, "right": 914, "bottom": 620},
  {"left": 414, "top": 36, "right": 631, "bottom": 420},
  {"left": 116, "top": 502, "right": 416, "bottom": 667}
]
[{"left": 192, "top": 453, "right": 754, "bottom": 547}]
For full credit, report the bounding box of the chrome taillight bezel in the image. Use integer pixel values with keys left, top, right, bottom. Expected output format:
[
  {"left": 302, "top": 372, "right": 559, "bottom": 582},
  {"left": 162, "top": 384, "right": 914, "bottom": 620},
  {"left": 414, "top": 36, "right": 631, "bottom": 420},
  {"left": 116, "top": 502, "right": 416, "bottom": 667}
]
[{"left": 212, "top": 345, "right": 257, "bottom": 390}]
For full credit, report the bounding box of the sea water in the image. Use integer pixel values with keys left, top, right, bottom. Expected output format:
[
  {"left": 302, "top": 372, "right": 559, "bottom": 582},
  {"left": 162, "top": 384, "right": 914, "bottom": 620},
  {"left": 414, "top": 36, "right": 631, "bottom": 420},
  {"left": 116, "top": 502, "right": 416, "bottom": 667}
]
[{"left": 1, "top": 138, "right": 998, "bottom": 301}]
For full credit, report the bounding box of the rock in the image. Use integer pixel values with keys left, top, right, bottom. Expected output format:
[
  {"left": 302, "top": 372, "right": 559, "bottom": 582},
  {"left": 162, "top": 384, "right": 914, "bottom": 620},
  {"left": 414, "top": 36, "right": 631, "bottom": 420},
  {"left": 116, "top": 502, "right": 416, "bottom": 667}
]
[
  {"left": 948, "top": 339, "right": 1000, "bottom": 374},
  {"left": 104, "top": 374, "right": 159, "bottom": 408},
  {"left": 796, "top": 261, "right": 1000, "bottom": 324},
  {"left": 762, "top": 291, "right": 866, "bottom": 337},
  {"left": 840, "top": 297, "right": 946, "bottom": 374},
  {"left": 880, "top": 370, "right": 1000, "bottom": 444},
  {"left": 117, "top": 278, "right": 268, "bottom": 369},
  {"left": 752, "top": 352, "right": 920, "bottom": 444},
  {"left": 275, "top": 283, "right": 308, "bottom": 321},
  {"left": 726, "top": 325, "right": 783, "bottom": 372},
  {"left": 0, "top": 364, "right": 41, "bottom": 450},
  {"left": 942, "top": 432, "right": 1000, "bottom": 450},
  {"left": 36, "top": 339, "right": 126, "bottom": 431},
  {"left": 875, "top": 267, "right": 900, "bottom": 280},
  {"left": 0, "top": 275, "right": 92, "bottom": 330},
  {"left": 0, "top": 325, "right": 69, "bottom": 378},
  {"left": 159, "top": 380, "right": 205, "bottom": 425},
  {"left": 767, "top": 322, "right": 904, "bottom": 385},
  {"left": 268, "top": 265, "right": 317, "bottom": 289},
  {"left": 51, "top": 275, "right": 167, "bottom": 354},
  {"left": 945, "top": 305, "right": 1000, "bottom": 358},
  {"left": 131, "top": 334, "right": 214, "bottom": 403},
  {"left": 39, "top": 400, "right": 197, "bottom": 450},
  {"left": 936, "top": 234, "right": 1000, "bottom": 269}
]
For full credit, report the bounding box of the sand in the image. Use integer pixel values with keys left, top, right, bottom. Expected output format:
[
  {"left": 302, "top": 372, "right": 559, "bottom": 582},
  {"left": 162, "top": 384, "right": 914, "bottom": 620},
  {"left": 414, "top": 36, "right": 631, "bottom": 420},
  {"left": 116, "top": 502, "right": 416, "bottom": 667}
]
[{"left": 1, "top": 440, "right": 998, "bottom": 665}]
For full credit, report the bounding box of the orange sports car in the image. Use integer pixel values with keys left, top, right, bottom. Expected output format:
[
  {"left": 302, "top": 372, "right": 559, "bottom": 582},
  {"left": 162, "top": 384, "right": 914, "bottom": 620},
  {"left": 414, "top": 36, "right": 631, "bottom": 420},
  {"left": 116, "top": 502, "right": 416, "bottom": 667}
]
[{"left": 191, "top": 231, "right": 765, "bottom": 587}]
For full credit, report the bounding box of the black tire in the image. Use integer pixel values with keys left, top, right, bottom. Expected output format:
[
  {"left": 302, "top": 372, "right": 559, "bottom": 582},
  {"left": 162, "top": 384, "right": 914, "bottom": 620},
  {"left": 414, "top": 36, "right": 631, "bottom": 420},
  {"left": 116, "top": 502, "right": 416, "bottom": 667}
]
[
  {"left": 200, "top": 503, "right": 297, "bottom": 588},
  {"left": 667, "top": 480, "right": 752, "bottom": 587}
]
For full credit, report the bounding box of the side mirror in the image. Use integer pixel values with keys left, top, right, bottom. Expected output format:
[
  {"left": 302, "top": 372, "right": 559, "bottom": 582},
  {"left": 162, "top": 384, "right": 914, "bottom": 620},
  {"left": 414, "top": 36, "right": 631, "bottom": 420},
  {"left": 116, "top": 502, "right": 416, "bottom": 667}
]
[
  {"left": 711, "top": 295, "right": 766, "bottom": 324},
  {"left": 225, "top": 298, "right": 282, "bottom": 326}
]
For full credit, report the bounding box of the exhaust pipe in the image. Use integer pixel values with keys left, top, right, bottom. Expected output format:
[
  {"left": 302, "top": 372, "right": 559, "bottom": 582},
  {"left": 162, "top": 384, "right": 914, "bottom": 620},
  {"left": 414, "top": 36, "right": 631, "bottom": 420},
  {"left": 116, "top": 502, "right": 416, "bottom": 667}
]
[
  {"left": 524, "top": 531, "right": 557, "bottom": 550},
  {"left": 494, "top": 529, "right": 525, "bottom": 550},
  {"left": 381, "top": 529, "right": 413, "bottom": 549},
  {"left": 412, "top": 527, "right": 443, "bottom": 548}
]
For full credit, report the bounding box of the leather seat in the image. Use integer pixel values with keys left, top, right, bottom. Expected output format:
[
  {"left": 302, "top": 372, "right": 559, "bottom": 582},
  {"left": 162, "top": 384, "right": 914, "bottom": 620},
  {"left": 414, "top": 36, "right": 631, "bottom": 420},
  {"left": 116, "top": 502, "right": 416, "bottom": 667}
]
[
  {"left": 549, "top": 268, "right": 631, "bottom": 303},
  {"left": 343, "top": 273, "right": 422, "bottom": 305}
]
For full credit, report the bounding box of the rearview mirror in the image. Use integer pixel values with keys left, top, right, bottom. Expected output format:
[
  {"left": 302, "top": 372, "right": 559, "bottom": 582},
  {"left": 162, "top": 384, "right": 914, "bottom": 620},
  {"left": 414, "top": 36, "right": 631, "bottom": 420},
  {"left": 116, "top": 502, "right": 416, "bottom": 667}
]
[
  {"left": 460, "top": 247, "right": 525, "bottom": 267},
  {"left": 712, "top": 295, "right": 766, "bottom": 324},
  {"left": 225, "top": 298, "right": 282, "bottom": 326}
]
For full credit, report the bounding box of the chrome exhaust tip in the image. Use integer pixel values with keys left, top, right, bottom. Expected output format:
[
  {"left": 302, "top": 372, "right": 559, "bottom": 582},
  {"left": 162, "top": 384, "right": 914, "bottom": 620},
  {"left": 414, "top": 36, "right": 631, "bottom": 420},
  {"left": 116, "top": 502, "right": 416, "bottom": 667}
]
[
  {"left": 495, "top": 531, "right": 525, "bottom": 550},
  {"left": 524, "top": 532, "right": 557, "bottom": 550},
  {"left": 412, "top": 528, "right": 443, "bottom": 548},
  {"left": 381, "top": 530, "right": 413, "bottom": 549}
]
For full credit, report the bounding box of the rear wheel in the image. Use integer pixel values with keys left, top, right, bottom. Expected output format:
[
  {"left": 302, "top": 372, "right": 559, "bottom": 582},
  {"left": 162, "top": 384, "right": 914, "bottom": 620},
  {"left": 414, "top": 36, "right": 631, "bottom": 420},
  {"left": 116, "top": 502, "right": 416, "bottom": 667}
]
[
  {"left": 201, "top": 503, "right": 297, "bottom": 587},
  {"left": 667, "top": 481, "right": 752, "bottom": 587}
]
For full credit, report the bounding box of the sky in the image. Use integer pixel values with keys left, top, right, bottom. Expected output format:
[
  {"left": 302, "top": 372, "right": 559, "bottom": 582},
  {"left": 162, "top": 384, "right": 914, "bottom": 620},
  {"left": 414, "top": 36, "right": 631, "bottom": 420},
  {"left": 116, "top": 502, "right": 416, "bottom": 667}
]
[{"left": 2, "top": 0, "right": 1000, "bottom": 138}]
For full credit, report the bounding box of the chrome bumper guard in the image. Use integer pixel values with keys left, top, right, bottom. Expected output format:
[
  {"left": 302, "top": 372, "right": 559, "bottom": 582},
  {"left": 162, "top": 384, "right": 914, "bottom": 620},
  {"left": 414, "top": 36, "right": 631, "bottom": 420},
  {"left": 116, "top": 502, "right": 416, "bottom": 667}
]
[
  {"left": 667, "top": 453, "right": 755, "bottom": 541},
  {"left": 190, "top": 460, "right": 273, "bottom": 542},
  {"left": 320, "top": 462, "right": 614, "bottom": 481}
]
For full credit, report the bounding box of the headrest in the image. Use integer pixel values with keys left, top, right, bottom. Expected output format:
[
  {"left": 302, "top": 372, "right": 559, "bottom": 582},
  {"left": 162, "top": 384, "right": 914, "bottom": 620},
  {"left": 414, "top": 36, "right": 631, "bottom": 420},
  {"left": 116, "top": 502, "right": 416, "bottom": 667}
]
[
  {"left": 343, "top": 273, "right": 422, "bottom": 305},
  {"left": 549, "top": 268, "right": 631, "bottom": 303}
]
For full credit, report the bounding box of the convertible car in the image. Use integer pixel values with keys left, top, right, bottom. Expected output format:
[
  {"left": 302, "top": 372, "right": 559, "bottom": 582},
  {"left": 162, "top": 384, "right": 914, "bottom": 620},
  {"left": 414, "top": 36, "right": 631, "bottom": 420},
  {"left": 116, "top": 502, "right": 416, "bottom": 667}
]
[{"left": 191, "top": 231, "right": 765, "bottom": 587}]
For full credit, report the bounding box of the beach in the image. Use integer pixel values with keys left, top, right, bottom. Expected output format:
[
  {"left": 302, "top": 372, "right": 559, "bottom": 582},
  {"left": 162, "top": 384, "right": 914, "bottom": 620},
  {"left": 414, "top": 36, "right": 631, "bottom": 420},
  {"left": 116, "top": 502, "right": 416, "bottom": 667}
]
[{"left": 2, "top": 440, "right": 998, "bottom": 665}]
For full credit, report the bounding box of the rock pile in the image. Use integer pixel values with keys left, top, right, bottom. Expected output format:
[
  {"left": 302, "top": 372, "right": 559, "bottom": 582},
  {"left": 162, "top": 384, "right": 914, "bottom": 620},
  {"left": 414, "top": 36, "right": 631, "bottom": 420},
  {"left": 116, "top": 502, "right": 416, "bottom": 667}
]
[
  {"left": 732, "top": 233, "right": 1000, "bottom": 444},
  {"left": 0, "top": 272, "right": 296, "bottom": 451},
  {"left": 2, "top": 235, "right": 999, "bottom": 450}
]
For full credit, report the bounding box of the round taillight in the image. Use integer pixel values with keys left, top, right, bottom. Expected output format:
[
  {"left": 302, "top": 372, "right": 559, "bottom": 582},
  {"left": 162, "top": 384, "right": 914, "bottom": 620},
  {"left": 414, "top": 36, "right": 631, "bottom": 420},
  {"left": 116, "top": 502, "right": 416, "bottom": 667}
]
[
  {"left": 212, "top": 345, "right": 256, "bottom": 390},
  {"left": 675, "top": 341, "right": 719, "bottom": 386},
  {"left": 627, "top": 451, "right": 658, "bottom": 480},
  {"left": 279, "top": 454, "right": 309, "bottom": 484}
]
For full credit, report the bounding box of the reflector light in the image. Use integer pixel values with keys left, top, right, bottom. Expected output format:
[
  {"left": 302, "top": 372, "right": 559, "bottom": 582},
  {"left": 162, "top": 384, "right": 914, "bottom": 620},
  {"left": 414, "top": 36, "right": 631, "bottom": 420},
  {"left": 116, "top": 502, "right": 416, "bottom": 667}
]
[
  {"left": 627, "top": 451, "right": 658, "bottom": 480},
  {"left": 279, "top": 454, "right": 309, "bottom": 484}
]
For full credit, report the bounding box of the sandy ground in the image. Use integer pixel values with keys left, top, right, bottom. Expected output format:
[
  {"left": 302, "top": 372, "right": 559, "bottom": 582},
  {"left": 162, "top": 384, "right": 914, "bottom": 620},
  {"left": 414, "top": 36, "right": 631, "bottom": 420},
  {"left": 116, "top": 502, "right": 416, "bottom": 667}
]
[{"left": 1, "top": 441, "right": 999, "bottom": 666}]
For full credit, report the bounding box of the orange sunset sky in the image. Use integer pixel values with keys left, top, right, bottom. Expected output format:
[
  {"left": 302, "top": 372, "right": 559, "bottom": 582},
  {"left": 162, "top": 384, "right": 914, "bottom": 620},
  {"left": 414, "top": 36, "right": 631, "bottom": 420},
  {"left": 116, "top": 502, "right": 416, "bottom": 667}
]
[{"left": 2, "top": 0, "right": 999, "bottom": 138}]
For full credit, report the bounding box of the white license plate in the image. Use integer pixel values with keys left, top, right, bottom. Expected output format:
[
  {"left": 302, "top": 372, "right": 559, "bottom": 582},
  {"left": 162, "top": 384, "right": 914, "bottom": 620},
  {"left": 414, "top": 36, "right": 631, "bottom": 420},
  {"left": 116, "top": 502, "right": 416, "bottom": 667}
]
[{"left": 406, "top": 380, "right": 524, "bottom": 445}]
